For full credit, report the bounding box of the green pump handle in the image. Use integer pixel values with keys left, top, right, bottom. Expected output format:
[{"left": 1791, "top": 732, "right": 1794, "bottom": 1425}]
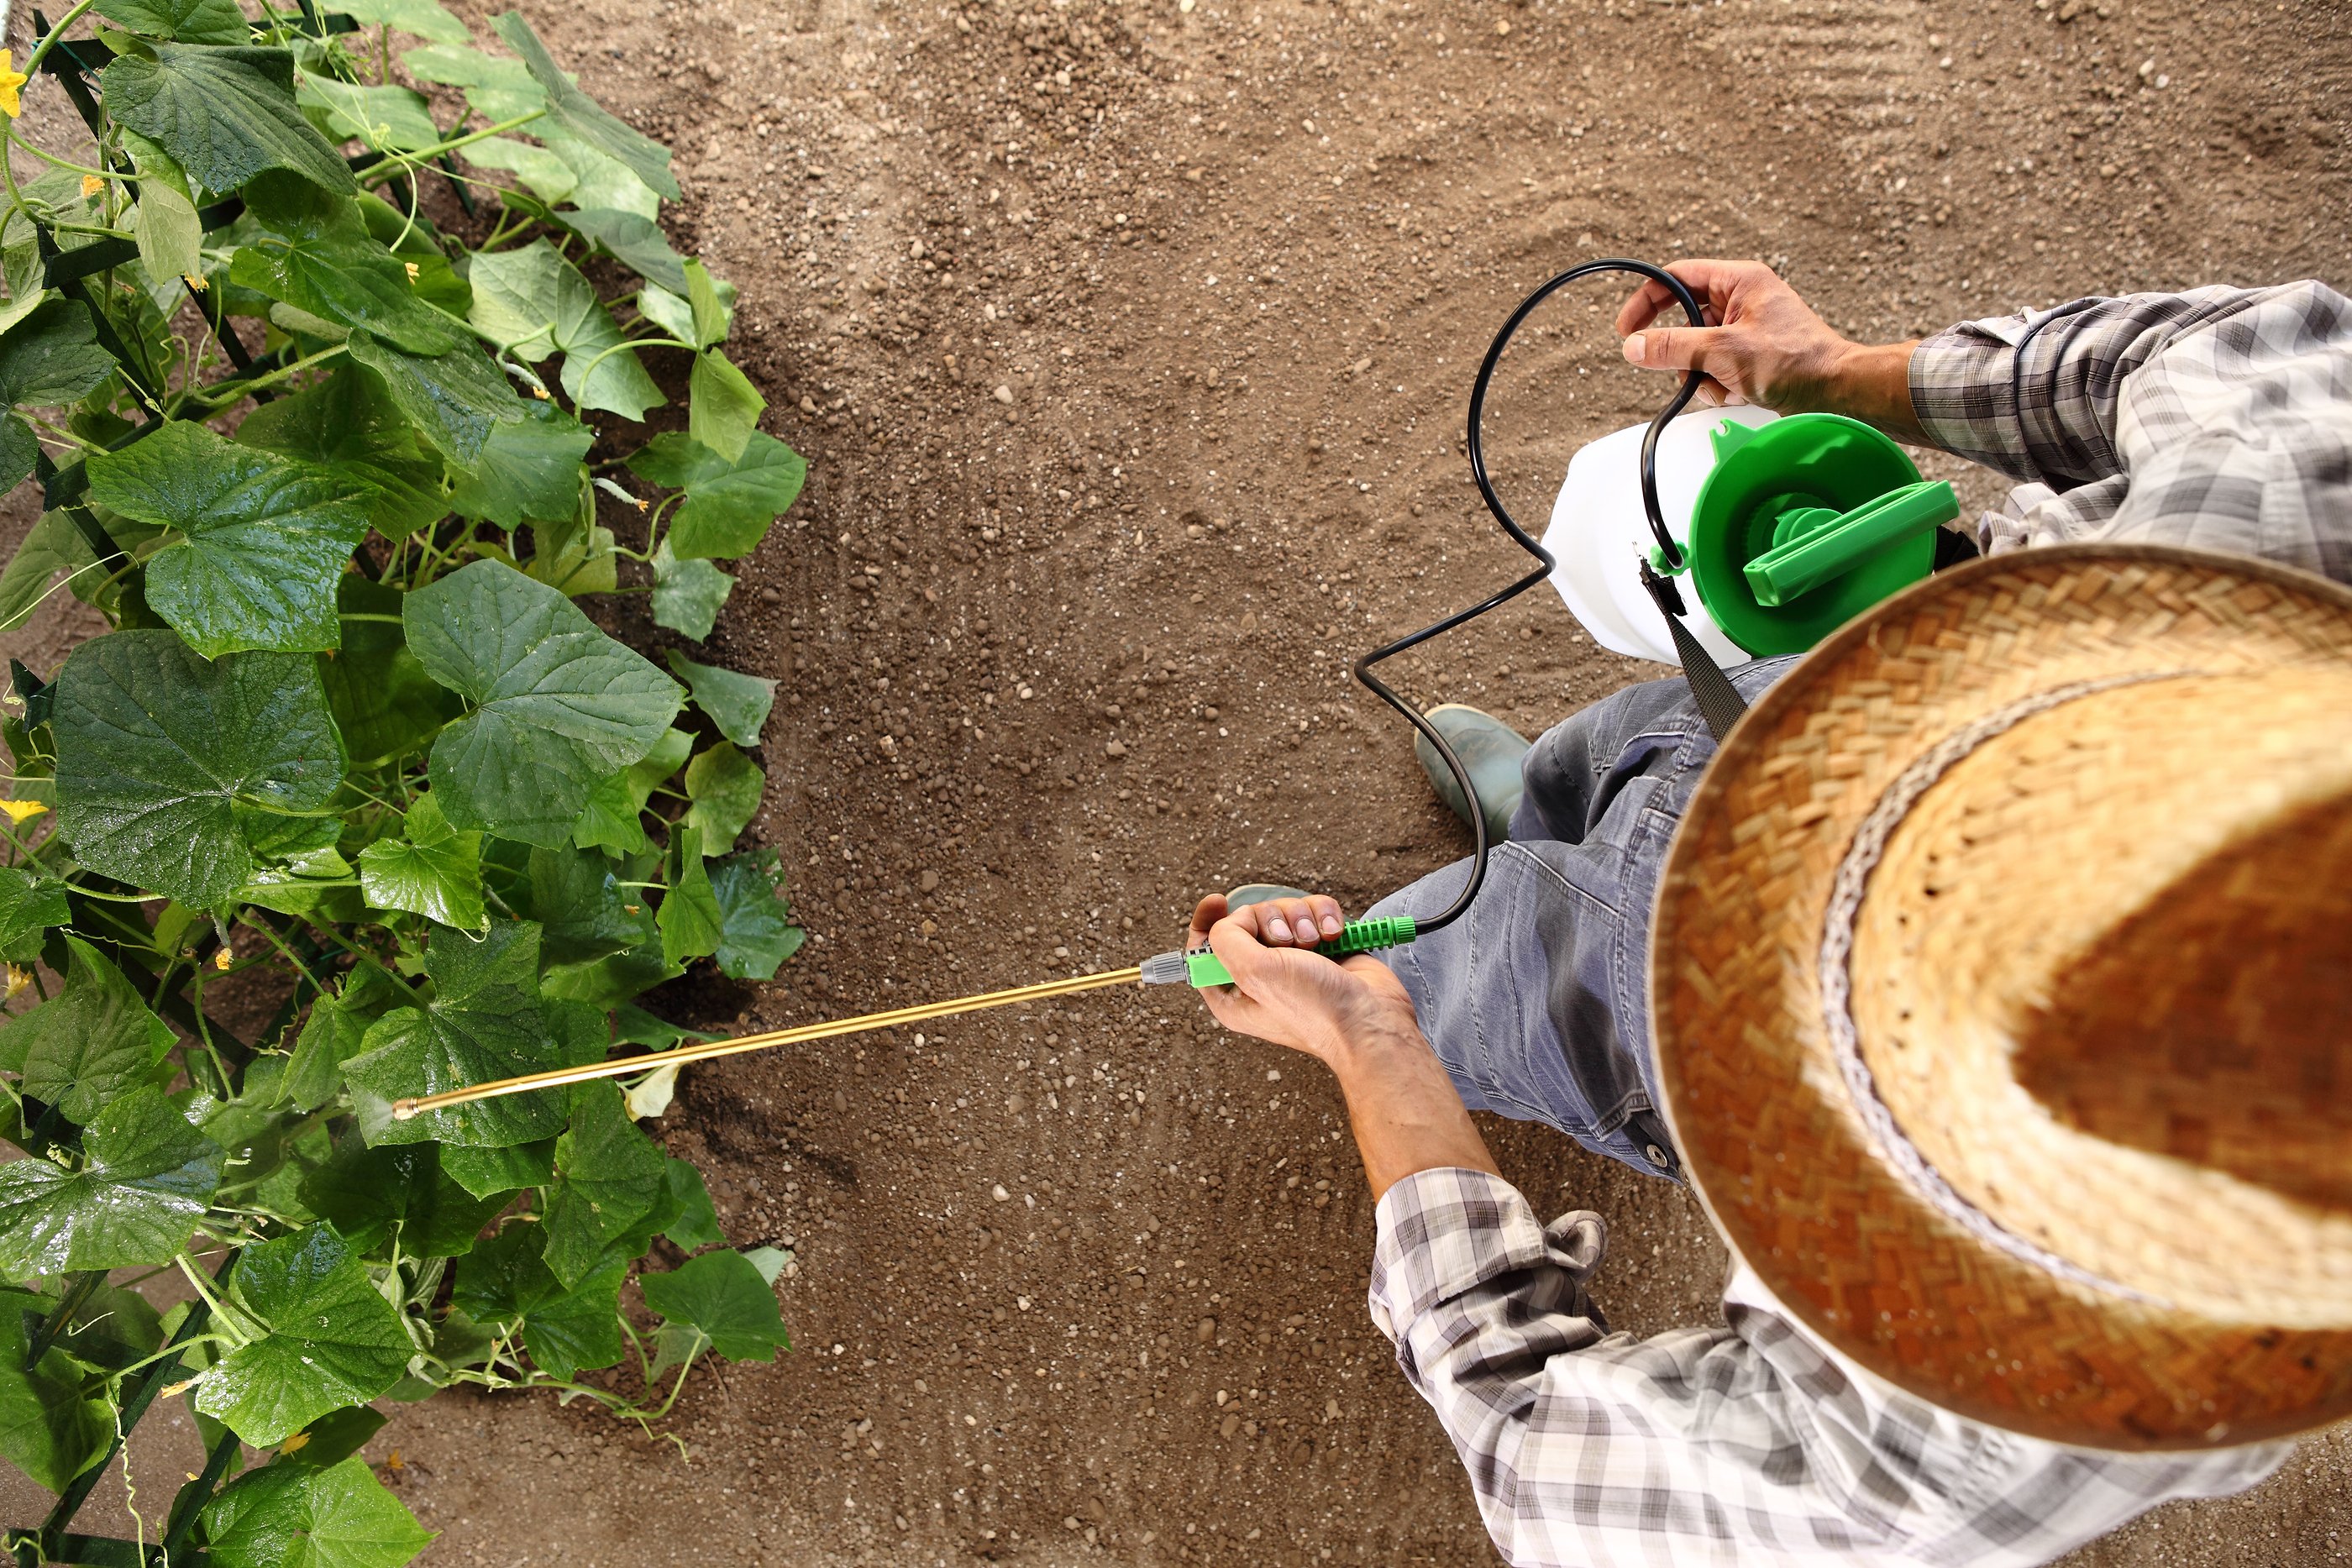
[
  {"left": 1172, "top": 916, "right": 1419, "bottom": 989},
  {"left": 1741, "top": 480, "right": 1960, "bottom": 608}
]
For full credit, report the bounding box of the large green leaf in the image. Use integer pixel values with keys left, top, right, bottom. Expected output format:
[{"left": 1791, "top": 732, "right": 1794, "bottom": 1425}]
[
  {"left": 463, "top": 239, "right": 660, "bottom": 419},
  {"left": 297, "top": 77, "right": 444, "bottom": 154},
  {"left": 569, "top": 726, "right": 689, "bottom": 856},
  {"left": 437, "top": 1136, "right": 551, "bottom": 1198},
  {"left": 0, "top": 1085, "right": 223, "bottom": 1275},
  {"left": 458, "top": 136, "right": 575, "bottom": 204},
  {"left": 0, "top": 1287, "right": 111, "bottom": 1494},
  {"left": 235, "top": 367, "right": 448, "bottom": 538},
  {"left": 445, "top": 401, "right": 591, "bottom": 527},
  {"left": 318, "top": 577, "right": 462, "bottom": 771},
  {"left": 101, "top": 46, "right": 356, "bottom": 196},
  {"left": 405, "top": 560, "right": 681, "bottom": 846},
  {"left": 0, "top": 935, "right": 176, "bottom": 1122},
  {"left": 0, "top": 865, "right": 71, "bottom": 965},
  {"left": 639, "top": 1249, "right": 789, "bottom": 1363},
  {"left": 196, "top": 1227, "right": 414, "bottom": 1446},
  {"left": 86, "top": 421, "right": 373, "bottom": 658},
  {"left": 555, "top": 207, "right": 687, "bottom": 293},
  {"left": 451, "top": 1223, "right": 624, "bottom": 1381},
  {"left": 683, "top": 741, "right": 763, "bottom": 848},
  {"left": 539, "top": 1082, "right": 665, "bottom": 1288},
  {"left": 286, "top": 966, "right": 404, "bottom": 1112},
  {"left": 340, "top": 920, "right": 567, "bottom": 1148},
  {"left": 665, "top": 652, "right": 773, "bottom": 747},
  {"left": 203, "top": 1454, "right": 433, "bottom": 1568},
  {"left": 648, "top": 541, "right": 733, "bottom": 641},
  {"left": 45, "top": 1281, "right": 165, "bottom": 1375},
  {"left": 708, "top": 847, "right": 802, "bottom": 982},
  {"left": 357, "top": 789, "right": 486, "bottom": 932},
  {"left": 0, "top": 414, "right": 38, "bottom": 494},
  {"left": 657, "top": 824, "right": 721, "bottom": 968},
  {"left": 635, "top": 274, "right": 735, "bottom": 348},
  {"left": 94, "top": 0, "right": 249, "bottom": 43},
  {"left": 343, "top": 328, "right": 525, "bottom": 469},
  {"left": 0, "top": 297, "right": 118, "bottom": 407},
  {"left": 523, "top": 508, "right": 617, "bottom": 597},
  {"left": 333, "top": 0, "right": 468, "bottom": 43},
  {"left": 297, "top": 1135, "right": 507, "bottom": 1257},
  {"left": 489, "top": 13, "right": 679, "bottom": 199},
  {"left": 52, "top": 631, "right": 346, "bottom": 909},
  {"left": 520, "top": 843, "right": 655, "bottom": 966},
  {"left": 538, "top": 936, "right": 678, "bottom": 1008},
  {"left": 0, "top": 511, "right": 102, "bottom": 635},
  {"left": 660, "top": 1157, "right": 724, "bottom": 1249},
  {"left": 627, "top": 431, "right": 803, "bottom": 561},
  {"left": 231, "top": 176, "right": 458, "bottom": 355},
  {"left": 686, "top": 349, "right": 765, "bottom": 465}
]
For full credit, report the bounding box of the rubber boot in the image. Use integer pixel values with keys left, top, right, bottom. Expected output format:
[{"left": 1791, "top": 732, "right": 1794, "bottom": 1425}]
[
  {"left": 1414, "top": 705, "right": 1530, "bottom": 845},
  {"left": 1226, "top": 884, "right": 1309, "bottom": 910}
]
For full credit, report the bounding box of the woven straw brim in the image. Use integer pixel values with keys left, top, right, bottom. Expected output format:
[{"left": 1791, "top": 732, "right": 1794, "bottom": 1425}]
[{"left": 1651, "top": 544, "right": 2352, "bottom": 1450}]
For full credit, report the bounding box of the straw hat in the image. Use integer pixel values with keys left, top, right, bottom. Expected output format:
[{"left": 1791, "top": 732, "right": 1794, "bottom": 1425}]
[{"left": 1650, "top": 543, "right": 2352, "bottom": 1451}]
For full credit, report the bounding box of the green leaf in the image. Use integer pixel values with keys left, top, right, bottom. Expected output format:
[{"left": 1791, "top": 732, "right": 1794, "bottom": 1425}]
[
  {"left": 687, "top": 349, "right": 765, "bottom": 464},
  {"left": 446, "top": 401, "right": 591, "bottom": 527},
  {"left": 202, "top": 1453, "right": 433, "bottom": 1568},
  {"left": 661, "top": 1157, "right": 724, "bottom": 1249},
  {"left": 633, "top": 278, "right": 733, "bottom": 346},
  {"left": 451, "top": 1223, "right": 625, "bottom": 1380},
  {"left": 0, "top": 865, "right": 71, "bottom": 966},
  {"left": 489, "top": 12, "right": 680, "bottom": 199},
  {"left": 459, "top": 136, "right": 575, "bottom": 203},
  {"left": 93, "top": 0, "right": 250, "bottom": 43},
  {"left": 438, "top": 1136, "right": 552, "bottom": 1198},
  {"left": 341, "top": 920, "right": 568, "bottom": 1148},
  {"left": 297, "top": 76, "right": 444, "bottom": 153},
  {"left": 684, "top": 741, "right": 764, "bottom": 849},
  {"left": 0, "top": 297, "right": 118, "bottom": 407},
  {"left": 658, "top": 823, "right": 722, "bottom": 968},
  {"left": 297, "top": 1135, "right": 507, "bottom": 1257},
  {"left": 52, "top": 631, "right": 346, "bottom": 909},
  {"left": 540, "top": 1082, "right": 666, "bottom": 1288},
  {"left": 463, "top": 239, "right": 660, "bottom": 420},
  {"left": 357, "top": 790, "right": 486, "bottom": 932},
  {"left": 0, "top": 935, "right": 176, "bottom": 1121},
  {"left": 639, "top": 1249, "right": 789, "bottom": 1363},
  {"left": 0, "top": 510, "right": 102, "bottom": 634},
  {"left": 0, "top": 414, "right": 36, "bottom": 495},
  {"left": 461, "top": 239, "right": 564, "bottom": 359},
  {"left": 47, "top": 1281, "right": 166, "bottom": 1375},
  {"left": 286, "top": 967, "right": 404, "bottom": 1112},
  {"left": 521, "top": 843, "right": 654, "bottom": 966},
  {"left": 231, "top": 183, "right": 458, "bottom": 356},
  {"left": 102, "top": 46, "right": 357, "bottom": 196},
  {"left": 134, "top": 181, "right": 204, "bottom": 284},
  {"left": 336, "top": 0, "right": 469, "bottom": 39},
  {"left": 524, "top": 509, "right": 617, "bottom": 597},
  {"left": 708, "top": 847, "right": 803, "bottom": 982},
  {"left": 0, "top": 1085, "right": 223, "bottom": 1275},
  {"left": 0, "top": 1287, "right": 112, "bottom": 1494},
  {"left": 682, "top": 260, "right": 729, "bottom": 349},
  {"left": 543, "top": 132, "right": 658, "bottom": 220},
  {"left": 318, "top": 577, "right": 462, "bottom": 772},
  {"left": 567, "top": 726, "right": 688, "bottom": 856},
  {"left": 665, "top": 652, "right": 774, "bottom": 747},
  {"left": 276, "top": 1405, "right": 388, "bottom": 1470},
  {"left": 87, "top": 421, "right": 373, "bottom": 658},
  {"left": 404, "top": 560, "right": 682, "bottom": 846},
  {"left": 235, "top": 367, "right": 449, "bottom": 538},
  {"left": 648, "top": 540, "right": 733, "bottom": 642},
  {"left": 538, "top": 936, "right": 679, "bottom": 1008},
  {"left": 196, "top": 1226, "right": 416, "bottom": 1446},
  {"left": 343, "top": 328, "right": 526, "bottom": 469},
  {"left": 556, "top": 207, "right": 688, "bottom": 293},
  {"left": 627, "top": 431, "right": 805, "bottom": 561}
]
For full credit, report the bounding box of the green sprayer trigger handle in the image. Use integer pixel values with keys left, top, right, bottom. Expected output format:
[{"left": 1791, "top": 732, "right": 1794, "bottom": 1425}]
[
  {"left": 1141, "top": 916, "right": 1420, "bottom": 989},
  {"left": 1742, "top": 480, "right": 1959, "bottom": 606}
]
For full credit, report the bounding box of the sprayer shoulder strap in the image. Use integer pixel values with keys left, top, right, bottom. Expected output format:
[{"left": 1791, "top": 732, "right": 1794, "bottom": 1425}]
[{"left": 1639, "top": 562, "right": 1749, "bottom": 742}]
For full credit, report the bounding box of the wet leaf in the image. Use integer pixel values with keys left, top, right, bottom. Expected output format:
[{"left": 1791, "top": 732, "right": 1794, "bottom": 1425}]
[
  {"left": 202, "top": 1451, "right": 433, "bottom": 1568},
  {"left": 297, "top": 1135, "right": 507, "bottom": 1257},
  {"left": 707, "top": 847, "right": 801, "bottom": 982},
  {"left": 93, "top": 0, "right": 250, "bottom": 43},
  {"left": 0, "top": 935, "right": 176, "bottom": 1122},
  {"left": 452, "top": 1222, "right": 624, "bottom": 1381},
  {"left": 0, "top": 1086, "right": 223, "bottom": 1274},
  {"left": 0, "top": 1286, "right": 112, "bottom": 1493},
  {"left": 639, "top": 1249, "right": 788, "bottom": 1363},
  {"left": 539, "top": 1082, "right": 665, "bottom": 1288},
  {"left": 357, "top": 789, "right": 486, "bottom": 932},
  {"left": 102, "top": 46, "right": 356, "bottom": 196},
  {"left": 197, "top": 1226, "right": 415, "bottom": 1445}
]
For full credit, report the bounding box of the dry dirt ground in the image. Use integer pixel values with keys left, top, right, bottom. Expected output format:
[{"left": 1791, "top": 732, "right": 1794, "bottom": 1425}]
[{"left": 8, "top": 0, "right": 2352, "bottom": 1562}]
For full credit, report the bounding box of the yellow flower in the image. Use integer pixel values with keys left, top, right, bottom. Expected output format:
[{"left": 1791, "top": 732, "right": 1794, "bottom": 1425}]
[
  {"left": 0, "top": 797, "right": 47, "bottom": 825},
  {"left": 80, "top": 174, "right": 103, "bottom": 199},
  {"left": 403, "top": 260, "right": 419, "bottom": 282},
  {"left": 213, "top": 946, "right": 234, "bottom": 971},
  {"left": 0, "top": 52, "right": 26, "bottom": 121},
  {"left": 278, "top": 1432, "right": 312, "bottom": 1455},
  {"left": 183, "top": 271, "right": 207, "bottom": 292},
  {"left": 3, "top": 967, "right": 29, "bottom": 1003}
]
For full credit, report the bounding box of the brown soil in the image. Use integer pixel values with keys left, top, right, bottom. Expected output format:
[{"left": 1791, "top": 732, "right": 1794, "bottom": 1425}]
[{"left": 8, "top": 0, "right": 2351, "bottom": 1562}]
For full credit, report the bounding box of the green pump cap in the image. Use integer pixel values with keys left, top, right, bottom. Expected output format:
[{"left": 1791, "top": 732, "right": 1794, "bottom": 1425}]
[{"left": 1685, "top": 415, "right": 1959, "bottom": 657}]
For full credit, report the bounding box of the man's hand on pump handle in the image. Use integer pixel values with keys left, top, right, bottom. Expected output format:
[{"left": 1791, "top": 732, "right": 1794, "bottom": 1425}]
[{"left": 1175, "top": 260, "right": 2352, "bottom": 1568}]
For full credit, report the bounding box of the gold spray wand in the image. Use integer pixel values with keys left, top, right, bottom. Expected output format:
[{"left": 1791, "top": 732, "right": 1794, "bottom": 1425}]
[{"left": 389, "top": 966, "right": 1145, "bottom": 1121}]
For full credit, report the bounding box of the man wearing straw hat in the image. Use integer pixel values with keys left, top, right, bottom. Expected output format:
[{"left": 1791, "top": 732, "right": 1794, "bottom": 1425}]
[{"left": 1189, "top": 267, "right": 2352, "bottom": 1565}]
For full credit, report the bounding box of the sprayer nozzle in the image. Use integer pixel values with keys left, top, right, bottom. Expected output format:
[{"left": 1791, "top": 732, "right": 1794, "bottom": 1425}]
[{"left": 1138, "top": 950, "right": 1192, "bottom": 985}]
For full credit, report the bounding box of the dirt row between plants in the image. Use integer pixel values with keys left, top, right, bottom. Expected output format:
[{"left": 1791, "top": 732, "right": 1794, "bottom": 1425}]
[{"left": 7, "top": 0, "right": 2348, "bottom": 1562}]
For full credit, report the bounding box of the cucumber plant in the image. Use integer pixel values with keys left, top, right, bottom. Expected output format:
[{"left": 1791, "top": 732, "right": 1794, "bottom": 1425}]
[{"left": 0, "top": 2, "right": 809, "bottom": 1561}]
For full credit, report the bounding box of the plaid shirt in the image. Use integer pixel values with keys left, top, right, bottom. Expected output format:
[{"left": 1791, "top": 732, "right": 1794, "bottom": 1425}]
[
  {"left": 1908, "top": 281, "right": 2352, "bottom": 583},
  {"left": 1371, "top": 1170, "right": 2287, "bottom": 1568}
]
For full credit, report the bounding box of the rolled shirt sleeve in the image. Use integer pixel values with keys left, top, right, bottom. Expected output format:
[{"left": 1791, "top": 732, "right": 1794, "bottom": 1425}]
[
  {"left": 1368, "top": 1167, "right": 2288, "bottom": 1568},
  {"left": 1906, "top": 281, "right": 2352, "bottom": 583}
]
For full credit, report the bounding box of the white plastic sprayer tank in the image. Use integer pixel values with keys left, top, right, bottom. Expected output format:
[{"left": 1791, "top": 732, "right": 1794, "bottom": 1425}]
[{"left": 1541, "top": 406, "right": 1775, "bottom": 667}]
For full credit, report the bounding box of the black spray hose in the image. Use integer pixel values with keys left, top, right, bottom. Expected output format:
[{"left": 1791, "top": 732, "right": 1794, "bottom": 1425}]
[{"left": 1351, "top": 260, "right": 1709, "bottom": 935}]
